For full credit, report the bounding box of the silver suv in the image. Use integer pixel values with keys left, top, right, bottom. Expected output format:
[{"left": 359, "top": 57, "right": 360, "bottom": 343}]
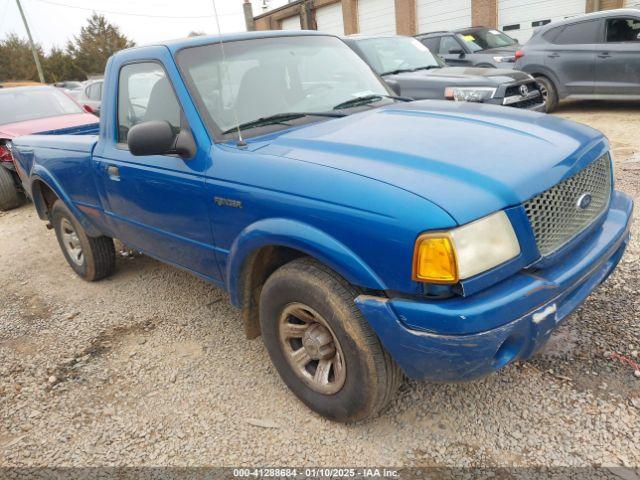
[
  {"left": 515, "top": 8, "right": 640, "bottom": 112},
  {"left": 416, "top": 27, "right": 520, "bottom": 69}
]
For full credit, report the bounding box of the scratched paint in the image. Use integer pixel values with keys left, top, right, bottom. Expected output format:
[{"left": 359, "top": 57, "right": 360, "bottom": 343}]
[{"left": 532, "top": 303, "right": 557, "bottom": 324}]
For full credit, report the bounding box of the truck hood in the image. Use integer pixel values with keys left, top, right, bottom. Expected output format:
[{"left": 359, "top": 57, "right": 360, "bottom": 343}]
[
  {"left": 0, "top": 113, "right": 98, "bottom": 139},
  {"left": 258, "top": 100, "right": 606, "bottom": 225},
  {"left": 384, "top": 66, "right": 530, "bottom": 87}
]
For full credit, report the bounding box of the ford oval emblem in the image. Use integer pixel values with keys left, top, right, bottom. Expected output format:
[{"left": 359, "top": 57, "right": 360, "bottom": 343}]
[{"left": 576, "top": 193, "right": 593, "bottom": 210}]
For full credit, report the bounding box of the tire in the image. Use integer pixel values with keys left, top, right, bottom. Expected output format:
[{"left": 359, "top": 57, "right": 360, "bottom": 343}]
[
  {"left": 0, "top": 165, "right": 25, "bottom": 211},
  {"left": 535, "top": 75, "right": 558, "bottom": 113},
  {"left": 51, "top": 200, "right": 116, "bottom": 281},
  {"left": 259, "top": 257, "right": 402, "bottom": 422}
]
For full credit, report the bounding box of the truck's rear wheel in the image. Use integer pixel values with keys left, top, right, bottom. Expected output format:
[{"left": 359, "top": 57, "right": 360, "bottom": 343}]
[
  {"left": 0, "top": 165, "right": 25, "bottom": 211},
  {"left": 259, "top": 258, "right": 402, "bottom": 422},
  {"left": 51, "top": 200, "right": 116, "bottom": 281}
]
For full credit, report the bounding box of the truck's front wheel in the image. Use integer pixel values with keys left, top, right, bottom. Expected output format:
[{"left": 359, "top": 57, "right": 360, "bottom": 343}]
[
  {"left": 0, "top": 165, "right": 25, "bottom": 211},
  {"left": 259, "top": 258, "right": 402, "bottom": 422},
  {"left": 51, "top": 200, "right": 116, "bottom": 281}
]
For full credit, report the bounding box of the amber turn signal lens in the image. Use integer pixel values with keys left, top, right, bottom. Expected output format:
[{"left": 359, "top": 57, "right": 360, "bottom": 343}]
[{"left": 413, "top": 235, "right": 458, "bottom": 283}]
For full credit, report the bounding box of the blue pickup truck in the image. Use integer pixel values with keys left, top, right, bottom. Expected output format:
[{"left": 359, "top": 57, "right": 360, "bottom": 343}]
[{"left": 12, "top": 31, "right": 633, "bottom": 422}]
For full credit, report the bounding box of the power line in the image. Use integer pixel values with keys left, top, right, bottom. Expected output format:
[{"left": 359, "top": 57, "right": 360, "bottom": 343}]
[{"left": 29, "top": 0, "right": 240, "bottom": 19}]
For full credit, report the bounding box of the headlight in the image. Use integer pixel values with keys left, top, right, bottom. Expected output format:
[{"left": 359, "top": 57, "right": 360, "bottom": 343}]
[
  {"left": 412, "top": 211, "right": 521, "bottom": 283},
  {"left": 492, "top": 55, "right": 516, "bottom": 63},
  {"left": 444, "top": 86, "right": 496, "bottom": 102}
]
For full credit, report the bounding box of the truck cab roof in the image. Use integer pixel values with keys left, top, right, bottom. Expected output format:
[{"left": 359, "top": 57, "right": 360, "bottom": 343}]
[{"left": 113, "top": 30, "right": 333, "bottom": 58}]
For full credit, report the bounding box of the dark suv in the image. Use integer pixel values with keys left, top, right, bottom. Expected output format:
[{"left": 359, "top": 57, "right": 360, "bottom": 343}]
[
  {"left": 416, "top": 27, "right": 520, "bottom": 68},
  {"left": 343, "top": 35, "right": 543, "bottom": 111},
  {"left": 515, "top": 9, "right": 640, "bottom": 112}
]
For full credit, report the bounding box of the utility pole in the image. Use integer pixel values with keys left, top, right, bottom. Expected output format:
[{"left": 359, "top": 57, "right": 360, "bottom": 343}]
[{"left": 15, "top": 0, "right": 45, "bottom": 83}]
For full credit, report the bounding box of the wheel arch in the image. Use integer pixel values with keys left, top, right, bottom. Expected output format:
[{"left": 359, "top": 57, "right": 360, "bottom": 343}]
[
  {"left": 520, "top": 65, "right": 563, "bottom": 98},
  {"left": 29, "top": 169, "right": 102, "bottom": 237},
  {"left": 226, "top": 218, "right": 387, "bottom": 339}
]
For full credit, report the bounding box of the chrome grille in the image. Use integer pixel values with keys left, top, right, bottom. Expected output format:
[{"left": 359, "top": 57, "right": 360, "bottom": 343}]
[{"left": 523, "top": 154, "right": 612, "bottom": 256}]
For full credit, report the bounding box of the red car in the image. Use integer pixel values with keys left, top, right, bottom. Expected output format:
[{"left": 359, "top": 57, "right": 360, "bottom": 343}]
[{"left": 0, "top": 85, "right": 98, "bottom": 210}]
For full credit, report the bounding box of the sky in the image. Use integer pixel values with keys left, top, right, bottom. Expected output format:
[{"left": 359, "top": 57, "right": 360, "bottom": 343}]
[{"left": 0, "top": 0, "right": 282, "bottom": 52}]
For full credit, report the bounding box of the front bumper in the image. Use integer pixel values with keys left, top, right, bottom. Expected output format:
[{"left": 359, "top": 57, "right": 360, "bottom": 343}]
[
  {"left": 356, "top": 191, "right": 633, "bottom": 381},
  {"left": 486, "top": 95, "right": 545, "bottom": 111}
]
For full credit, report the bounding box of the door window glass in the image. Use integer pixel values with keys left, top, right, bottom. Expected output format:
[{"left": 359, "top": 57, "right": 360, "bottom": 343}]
[
  {"left": 542, "top": 26, "right": 563, "bottom": 43},
  {"left": 438, "top": 36, "right": 462, "bottom": 54},
  {"left": 553, "top": 20, "right": 601, "bottom": 44},
  {"left": 606, "top": 18, "right": 640, "bottom": 42},
  {"left": 420, "top": 37, "right": 440, "bottom": 53},
  {"left": 117, "top": 63, "right": 181, "bottom": 143},
  {"left": 86, "top": 82, "right": 102, "bottom": 100}
]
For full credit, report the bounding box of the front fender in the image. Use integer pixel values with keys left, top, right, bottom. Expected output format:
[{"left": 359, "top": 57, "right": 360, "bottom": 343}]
[
  {"left": 226, "top": 218, "right": 387, "bottom": 307},
  {"left": 30, "top": 165, "right": 102, "bottom": 237}
]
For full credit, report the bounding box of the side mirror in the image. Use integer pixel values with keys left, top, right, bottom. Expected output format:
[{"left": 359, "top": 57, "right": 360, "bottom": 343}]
[
  {"left": 449, "top": 48, "right": 465, "bottom": 57},
  {"left": 384, "top": 79, "right": 402, "bottom": 96},
  {"left": 127, "top": 120, "right": 196, "bottom": 159}
]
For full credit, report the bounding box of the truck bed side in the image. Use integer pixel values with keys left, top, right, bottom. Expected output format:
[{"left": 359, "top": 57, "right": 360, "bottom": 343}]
[{"left": 12, "top": 134, "right": 109, "bottom": 237}]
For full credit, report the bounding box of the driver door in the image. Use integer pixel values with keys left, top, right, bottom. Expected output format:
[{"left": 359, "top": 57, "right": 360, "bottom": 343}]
[
  {"left": 93, "top": 61, "right": 221, "bottom": 281},
  {"left": 438, "top": 36, "right": 471, "bottom": 66}
]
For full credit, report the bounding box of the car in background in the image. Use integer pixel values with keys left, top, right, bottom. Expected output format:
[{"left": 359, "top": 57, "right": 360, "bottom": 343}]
[
  {"left": 416, "top": 27, "right": 520, "bottom": 68},
  {"left": 0, "top": 85, "right": 98, "bottom": 210},
  {"left": 74, "top": 78, "right": 103, "bottom": 116},
  {"left": 53, "top": 80, "right": 83, "bottom": 92},
  {"left": 515, "top": 9, "right": 640, "bottom": 112},
  {"left": 343, "top": 35, "right": 543, "bottom": 111}
]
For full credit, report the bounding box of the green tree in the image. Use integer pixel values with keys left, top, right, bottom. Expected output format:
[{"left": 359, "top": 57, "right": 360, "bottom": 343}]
[
  {"left": 66, "top": 13, "right": 135, "bottom": 78},
  {"left": 43, "top": 47, "right": 84, "bottom": 83},
  {"left": 0, "top": 34, "right": 45, "bottom": 82}
]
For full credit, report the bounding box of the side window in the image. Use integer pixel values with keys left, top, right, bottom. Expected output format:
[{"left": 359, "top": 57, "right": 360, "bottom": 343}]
[
  {"left": 439, "top": 36, "right": 461, "bottom": 54},
  {"left": 421, "top": 37, "right": 440, "bottom": 54},
  {"left": 606, "top": 17, "right": 640, "bottom": 42},
  {"left": 543, "top": 26, "right": 563, "bottom": 43},
  {"left": 553, "top": 20, "right": 601, "bottom": 45},
  {"left": 117, "top": 62, "right": 181, "bottom": 144},
  {"left": 86, "top": 83, "right": 100, "bottom": 100}
]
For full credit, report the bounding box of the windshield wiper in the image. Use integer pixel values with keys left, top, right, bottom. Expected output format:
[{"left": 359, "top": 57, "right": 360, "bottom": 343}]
[
  {"left": 222, "top": 111, "right": 345, "bottom": 135},
  {"left": 331, "top": 94, "right": 411, "bottom": 111},
  {"left": 381, "top": 65, "right": 440, "bottom": 76}
]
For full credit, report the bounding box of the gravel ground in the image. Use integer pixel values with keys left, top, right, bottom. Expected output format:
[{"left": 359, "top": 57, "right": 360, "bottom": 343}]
[{"left": 1, "top": 102, "right": 639, "bottom": 468}]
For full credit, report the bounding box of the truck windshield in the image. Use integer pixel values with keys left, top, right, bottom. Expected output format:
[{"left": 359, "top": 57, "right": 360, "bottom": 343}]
[
  {"left": 0, "top": 87, "right": 83, "bottom": 126},
  {"left": 355, "top": 36, "right": 443, "bottom": 76},
  {"left": 177, "top": 35, "right": 392, "bottom": 137},
  {"left": 457, "top": 29, "right": 517, "bottom": 51}
]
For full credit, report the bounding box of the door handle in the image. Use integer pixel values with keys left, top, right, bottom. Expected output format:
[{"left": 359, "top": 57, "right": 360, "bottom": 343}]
[
  {"left": 106, "top": 165, "right": 120, "bottom": 180},
  {"left": 548, "top": 53, "right": 560, "bottom": 58},
  {"left": 597, "top": 53, "right": 611, "bottom": 58}
]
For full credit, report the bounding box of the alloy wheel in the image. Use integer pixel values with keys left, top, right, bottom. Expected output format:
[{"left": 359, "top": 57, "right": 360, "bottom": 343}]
[{"left": 278, "top": 303, "right": 346, "bottom": 395}]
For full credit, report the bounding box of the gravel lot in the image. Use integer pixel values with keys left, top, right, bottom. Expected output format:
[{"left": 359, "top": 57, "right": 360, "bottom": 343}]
[{"left": 1, "top": 102, "right": 639, "bottom": 468}]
